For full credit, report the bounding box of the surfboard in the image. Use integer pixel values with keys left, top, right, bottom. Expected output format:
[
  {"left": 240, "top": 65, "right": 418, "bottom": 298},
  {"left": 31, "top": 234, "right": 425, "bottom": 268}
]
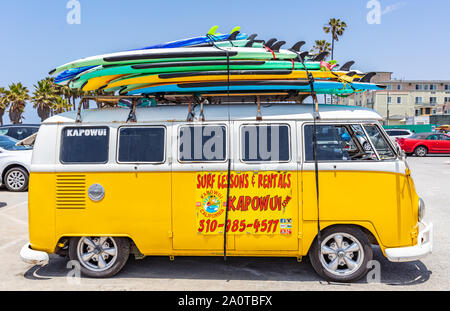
[
  {"left": 88, "top": 70, "right": 362, "bottom": 92},
  {"left": 50, "top": 46, "right": 299, "bottom": 76},
  {"left": 125, "top": 80, "right": 386, "bottom": 95},
  {"left": 68, "top": 60, "right": 324, "bottom": 90}
]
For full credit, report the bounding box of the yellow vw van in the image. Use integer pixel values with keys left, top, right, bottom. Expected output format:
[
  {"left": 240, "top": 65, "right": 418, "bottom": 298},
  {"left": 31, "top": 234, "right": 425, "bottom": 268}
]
[{"left": 21, "top": 103, "right": 433, "bottom": 282}]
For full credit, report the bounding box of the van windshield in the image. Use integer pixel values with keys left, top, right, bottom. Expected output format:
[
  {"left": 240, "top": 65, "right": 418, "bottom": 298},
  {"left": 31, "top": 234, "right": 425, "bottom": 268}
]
[{"left": 362, "top": 125, "right": 396, "bottom": 160}]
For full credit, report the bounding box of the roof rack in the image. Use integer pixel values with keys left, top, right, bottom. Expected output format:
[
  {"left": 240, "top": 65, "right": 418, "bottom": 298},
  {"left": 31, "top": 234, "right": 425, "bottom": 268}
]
[{"left": 74, "top": 93, "right": 310, "bottom": 123}]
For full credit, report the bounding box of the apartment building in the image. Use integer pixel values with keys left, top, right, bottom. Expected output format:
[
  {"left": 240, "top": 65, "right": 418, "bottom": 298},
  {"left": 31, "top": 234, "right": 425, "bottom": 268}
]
[{"left": 338, "top": 72, "right": 450, "bottom": 125}]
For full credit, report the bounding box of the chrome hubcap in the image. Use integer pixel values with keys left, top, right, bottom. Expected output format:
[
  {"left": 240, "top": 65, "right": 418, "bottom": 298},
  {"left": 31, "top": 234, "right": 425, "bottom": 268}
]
[
  {"left": 417, "top": 148, "right": 426, "bottom": 156},
  {"left": 6, "top": 171, "right": 26, "bottom": 190},
  {"left": 319, "top": 233, "right": 364, "bottom": 277},
  {"left": 77, "top": 237, "right": 118, "bottom": 272}
]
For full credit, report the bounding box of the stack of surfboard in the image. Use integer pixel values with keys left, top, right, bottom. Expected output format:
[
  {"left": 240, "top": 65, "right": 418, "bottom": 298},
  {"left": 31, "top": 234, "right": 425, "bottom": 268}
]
[{"left": 50, "top": 26, "right": 385, "bottom": 99}]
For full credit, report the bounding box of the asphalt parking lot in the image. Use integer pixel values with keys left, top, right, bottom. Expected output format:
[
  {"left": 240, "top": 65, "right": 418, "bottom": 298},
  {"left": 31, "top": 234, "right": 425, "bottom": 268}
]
[{"left": 0, "top": 156, "right": 449, "bottom": 291}]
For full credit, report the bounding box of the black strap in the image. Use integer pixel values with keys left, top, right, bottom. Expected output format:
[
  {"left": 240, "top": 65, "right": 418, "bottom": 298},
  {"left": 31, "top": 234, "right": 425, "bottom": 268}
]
[
  {"left": 208, "top": 36, "right": 232, "bottom": 261},
  {"left": 298, "top": 53, "right": 321, "bottom": 247}
]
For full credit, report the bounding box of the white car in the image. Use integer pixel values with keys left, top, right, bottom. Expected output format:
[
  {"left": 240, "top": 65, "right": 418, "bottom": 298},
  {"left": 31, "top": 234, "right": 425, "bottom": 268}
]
[
  {"left": 385, "top": 129, "right": 413, "bottom": 139},
  {"left": 0, "top": 135, "right": 32, "bottom": 192}
]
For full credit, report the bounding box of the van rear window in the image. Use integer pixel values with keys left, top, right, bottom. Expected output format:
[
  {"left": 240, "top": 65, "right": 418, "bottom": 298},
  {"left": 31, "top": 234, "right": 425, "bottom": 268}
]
[
  {"left": 118, "top": 127, "right": 165, "bottom": 163},
  {"left": 61, "top": 127, "right": 109, "bottom": 164}
]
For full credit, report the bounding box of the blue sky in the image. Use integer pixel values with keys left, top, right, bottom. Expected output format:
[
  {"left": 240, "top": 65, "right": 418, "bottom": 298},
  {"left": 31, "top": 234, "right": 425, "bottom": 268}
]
[{"left": 0, "top": 0, "right": 449, "bottom": 124}]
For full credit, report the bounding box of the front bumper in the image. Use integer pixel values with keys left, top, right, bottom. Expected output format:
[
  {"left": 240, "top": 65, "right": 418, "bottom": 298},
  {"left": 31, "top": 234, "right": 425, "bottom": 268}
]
[
  {"left": 20, "top": 242, "right": 49, "bottom": 266},
  {"left": 385, "top": 221, "right": 433, "bottom": 262}
]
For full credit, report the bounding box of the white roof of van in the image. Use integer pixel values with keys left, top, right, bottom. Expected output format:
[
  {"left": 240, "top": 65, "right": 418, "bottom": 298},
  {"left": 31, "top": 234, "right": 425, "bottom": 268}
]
[{"left": 43, "top": 104, "right": 382, "bottom": 124}]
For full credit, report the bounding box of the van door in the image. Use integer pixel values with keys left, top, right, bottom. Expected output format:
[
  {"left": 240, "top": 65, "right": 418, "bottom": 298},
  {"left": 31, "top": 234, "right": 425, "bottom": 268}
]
[
  {"left": 232, "top": 121, "right": 300, "bottom": 251},
  {"left": 300, "top": 123, "right": 411, "bottom": 247},
  {"left": 171, "top": 122, "right": 235, "bottom": 251}
]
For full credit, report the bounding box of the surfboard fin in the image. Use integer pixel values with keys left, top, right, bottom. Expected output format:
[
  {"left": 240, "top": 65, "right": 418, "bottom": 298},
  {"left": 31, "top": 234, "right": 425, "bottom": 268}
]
[
  {"left": 290, "top": 41, "right": 306, "bottom": 52},
  {"left": 264, "top": 38, "right": 277, "bottom": 49},
  {"left": 230, "top": 26, "right": 241, "bottom": 34},
  {"left": 271, "top": 41, "right": 286, "bottom": 52},
  {"left": 245, "top": 40, "right": 255, "bottom": 47},
  {"left": 360, "top": 72, "right": 376, "bottom": 83},
  {"left": 248, "top": 34, "right": 258, "bottom": 41},
  {"left": 228, "top": 31, "right": 240, "bottom": 41},
  {"left": 207, "top": 25, "right": 219, "bottom": 35},
  {"left": 298, "top": 51, "right": 309, "bottom": 62},
  {"left": 339, "top": 61, "right": 355, "bottom": 72},
  {"left": 313, "top": 52, "right": 329, "bottom": 62}
]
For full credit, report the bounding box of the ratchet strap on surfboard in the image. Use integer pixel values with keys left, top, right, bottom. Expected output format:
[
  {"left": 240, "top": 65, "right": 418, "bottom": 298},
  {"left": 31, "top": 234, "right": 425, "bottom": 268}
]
[
  {"left": 298, "top": 51, "right": 322, "bottom": 247},
  {"left": 208, "top": 36, "right": 232, "bottom": 261}
]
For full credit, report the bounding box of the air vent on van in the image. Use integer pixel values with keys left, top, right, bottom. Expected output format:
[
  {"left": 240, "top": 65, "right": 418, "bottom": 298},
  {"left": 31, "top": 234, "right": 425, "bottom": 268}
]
[{"left": 56, "top": 175, "right": 86, "bottom": 209}]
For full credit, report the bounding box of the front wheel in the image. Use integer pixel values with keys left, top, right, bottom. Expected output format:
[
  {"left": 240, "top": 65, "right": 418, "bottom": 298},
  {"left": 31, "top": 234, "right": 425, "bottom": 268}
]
[
  {"left": 4, "top": 167, "right": 29, "bottom": 192},
  {"left": 309, "top": 226, "right": 373, "bottom": 282},
  {"left": 69, "top": 236, "right": 130, "bottom": 278}
]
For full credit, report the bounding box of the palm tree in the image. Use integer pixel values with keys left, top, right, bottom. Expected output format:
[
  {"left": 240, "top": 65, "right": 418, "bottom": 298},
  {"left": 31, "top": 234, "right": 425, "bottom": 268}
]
[
  {"left": 0, "top": 87, "right": 9, "bottom": 126},
  {"left": 5, "top": 83, "right": 30, "bottom": 124},
  {"left": 310, "top": 40, "right": 331, "bottom": 57},
  {"left": 53, "top": 96, "right": 72, "bottom": 114},
  {"left": 323, "top": 18, "right": 347, "bottom": 59},
  {"left": 32, "top": 78, "right": 58, "bottom": 122}
]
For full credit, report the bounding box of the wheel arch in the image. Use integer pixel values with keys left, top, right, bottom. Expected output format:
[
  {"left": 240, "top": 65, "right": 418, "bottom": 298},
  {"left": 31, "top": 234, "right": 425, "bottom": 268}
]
[{"left": 304, "top": 222, "right": 382, "bottom": 256}]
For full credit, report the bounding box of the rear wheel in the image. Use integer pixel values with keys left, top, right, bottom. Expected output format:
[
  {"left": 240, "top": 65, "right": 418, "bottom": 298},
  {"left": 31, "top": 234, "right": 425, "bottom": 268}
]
[
  {"left": 4, "top": 167, "right": 29, "bottom": 192},
  {"left": 414, "top": 146, "right": 428, "bottom": 157},
  {"left": 309, "top": 226, "right": 373, "bottom": 282},
  {"left": 69, "top": 236, "right": 130, "bottom": 278}
]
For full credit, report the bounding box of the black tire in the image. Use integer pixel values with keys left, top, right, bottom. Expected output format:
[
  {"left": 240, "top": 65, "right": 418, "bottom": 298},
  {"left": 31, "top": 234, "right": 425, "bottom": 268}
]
[
  {"left": 414, "top": 146, "right": 428, "bottom": 157},
  {"left": 309, "top": 225, "right": 373, "bottom": 283},
  {"left": 4, "top": 167, "right": 29, "bottom": 192},
  {"left": 69, "top": 236, "right": 130, "bottom": 278}
]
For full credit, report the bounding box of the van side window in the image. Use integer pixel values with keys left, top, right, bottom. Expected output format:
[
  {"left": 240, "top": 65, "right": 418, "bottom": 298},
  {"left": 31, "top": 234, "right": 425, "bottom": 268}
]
[
  {"left": 241, "top": 124, "right": 290, "bottom": 162},
  {"left": 61, "top": 127, "right": 109, "bottom": 164},
  {"left": 304, "top": 124, "right": 377, "bottom": 161},
  {"left": 118, "top": 127, "right": 165, "bottom": 163},
  {"left": 179, "top": 125, "right": 227, "bottom": 162}
]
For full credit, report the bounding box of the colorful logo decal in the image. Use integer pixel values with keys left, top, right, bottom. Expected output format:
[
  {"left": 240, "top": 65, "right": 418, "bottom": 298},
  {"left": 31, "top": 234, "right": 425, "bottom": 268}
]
[{"left": 198, "top": 190, "right": 224, "bottom": 218}]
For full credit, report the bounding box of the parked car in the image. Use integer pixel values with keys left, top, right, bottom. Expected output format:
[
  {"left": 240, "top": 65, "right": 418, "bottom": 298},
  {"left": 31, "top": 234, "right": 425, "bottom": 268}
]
[
  {"left": 397, "top": 132, "right": 450, "bottom": 157},
  {"left": 0, "top": 135, "right": 32, "bottom": 192},
  {"left": 435, "top": 125, "right": 450, "bottom": 134},
  {"left": 0, "top": 124, "right": 40, "bottom": 141},
  {"left": 385, "top": 128, "right": 413, "bottom": 139}
]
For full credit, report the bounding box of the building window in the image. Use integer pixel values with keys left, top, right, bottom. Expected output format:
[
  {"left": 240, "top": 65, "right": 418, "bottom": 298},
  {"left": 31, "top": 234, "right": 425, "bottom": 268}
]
[
  {"left": 416, "top": 84, "right": 423, "bottom": 90},
  {"left": 387, "top": 97, "right": 392, "bottom": 103},
  {"left": 425, "top": 108, "right": 431, "bottom": 115},
  {"left": 387, "top": 85, "right": 392, "bottom": 90},
  {"left": 432, "top": 109, "right": 436, "bottom": 115},
  {"left": 445, "top": 84, "right": 450, "bottom": 91},
  {"left": 415, "top": 110, "right": 420, "bottom": 116},
  {"left": 430, "top": 84, "right": 437, "bottom": 91},
  {"left": 424, "top": 85, "right": 429, "bottom": 91},
  {"left": 430, "top": 97, "right": 437, "bottom": 105},
  {"left": 397, "top": 84, "right": 402, "bottom": 90},
  {"left": 415, "top": 97, "right": 422, "bottom": 104},
  {"left": 397, "top": 97, "right": 402, "bottom": 104}
]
